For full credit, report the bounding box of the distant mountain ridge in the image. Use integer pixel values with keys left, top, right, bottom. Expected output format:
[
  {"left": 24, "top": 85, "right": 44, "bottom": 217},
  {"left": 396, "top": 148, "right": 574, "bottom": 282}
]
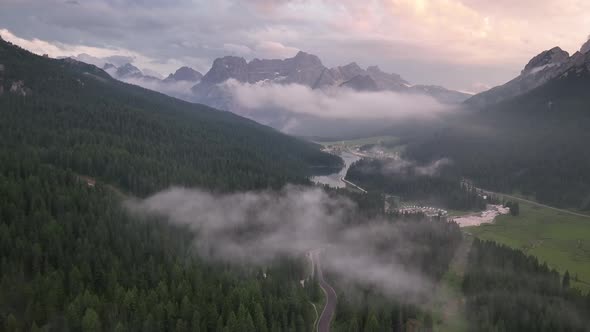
[
  {"left": 83, "top": 50, "right": 468, "bottom": 106},
  {"left": 65, "top": 49, "right": 470, "bottom": 135},
  {"left": 192, "top": 51, "right": 469, "bottom": 103}
]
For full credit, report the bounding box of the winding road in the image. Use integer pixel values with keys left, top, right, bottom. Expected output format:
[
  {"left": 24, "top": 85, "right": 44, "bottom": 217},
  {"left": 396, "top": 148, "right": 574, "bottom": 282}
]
[{"left": 310, "top": 250, "right": 337, "bottom": 332}]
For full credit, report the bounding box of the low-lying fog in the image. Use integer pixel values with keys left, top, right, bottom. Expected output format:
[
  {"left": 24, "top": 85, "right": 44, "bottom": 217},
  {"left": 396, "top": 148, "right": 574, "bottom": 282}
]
[{"left": 125, "top": 185, "right": 436, "bottom": 302}]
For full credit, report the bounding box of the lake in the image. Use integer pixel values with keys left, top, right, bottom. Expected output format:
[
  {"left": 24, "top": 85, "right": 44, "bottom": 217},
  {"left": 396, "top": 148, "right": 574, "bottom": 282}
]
[{"left": 311, "top": 151, "right": 361, "bottom": 188}]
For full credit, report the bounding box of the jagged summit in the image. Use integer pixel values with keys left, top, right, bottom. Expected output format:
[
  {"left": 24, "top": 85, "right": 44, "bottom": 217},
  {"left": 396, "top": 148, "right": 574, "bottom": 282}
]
[
  {"left": 192, "top": 50, "right": 468, "bottom": 105},
  {"left": 116, "top": 63, "right": 143, "bottom": 78},
  {"left": 293, "top": 51, "right": 322, "bottom": 64},
  {"left": 521, "top": 47, "right": 569, "bottom": 75},
  {"left": 201, "top": 56, "right": 249, "bottom": 84},
  {"left": 165, "top": 66, "right": 203, "bottom": 82}
]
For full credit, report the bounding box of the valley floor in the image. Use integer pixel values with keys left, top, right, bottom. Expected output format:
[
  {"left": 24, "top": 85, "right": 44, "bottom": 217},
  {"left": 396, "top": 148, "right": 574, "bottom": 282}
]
[{"left": 466, "top": 200, "right": 590, "bottom": 292}]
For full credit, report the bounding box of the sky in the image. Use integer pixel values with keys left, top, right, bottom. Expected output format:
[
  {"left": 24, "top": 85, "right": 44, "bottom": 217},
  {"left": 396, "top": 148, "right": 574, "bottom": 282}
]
[{"left": 1, "top": 0, "right": 590, "bottom": 92}]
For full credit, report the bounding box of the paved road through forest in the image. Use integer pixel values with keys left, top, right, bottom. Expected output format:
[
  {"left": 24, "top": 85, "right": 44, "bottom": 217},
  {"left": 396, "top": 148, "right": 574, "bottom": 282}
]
[{"left": 311, "top": 250, "right": 337, "bottom": 332}]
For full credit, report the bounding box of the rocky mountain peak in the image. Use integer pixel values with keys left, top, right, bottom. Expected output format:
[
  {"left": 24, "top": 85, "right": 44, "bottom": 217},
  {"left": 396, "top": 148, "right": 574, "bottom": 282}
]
[
  {"left": 342, "top": 62, "right": 362, "bottom": 70},
  {"left": 201, "top": 56, "right": 248, "bottom": 84},
  {"left": 292, "top": 51, "right": 323, "bottom": 67},
  {"left": 116, "top": 63, "right": 143, "bottom": 78},
  {"left": 103, "top": 63, "right": 116, "bottom": 71},
  {"left": 522, "top": 47, "right": 569, "bottom": 75},
  {"left": 339, "top": 62, "right": 364, "bottom": 77},
  {"left": 340, "top": 75, "right": 378, "bottom": 92},
  {"left": 166, "top": 66, "right": 203, "bottom": 82},
  {"left": 367, "top": 65, "right": 383, "bottom": 74}
]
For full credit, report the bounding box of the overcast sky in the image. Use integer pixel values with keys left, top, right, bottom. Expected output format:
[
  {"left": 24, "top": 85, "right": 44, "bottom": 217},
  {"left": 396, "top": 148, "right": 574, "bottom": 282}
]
[{"left": 1, "top": 0, "right": 589, "bottom": 92}]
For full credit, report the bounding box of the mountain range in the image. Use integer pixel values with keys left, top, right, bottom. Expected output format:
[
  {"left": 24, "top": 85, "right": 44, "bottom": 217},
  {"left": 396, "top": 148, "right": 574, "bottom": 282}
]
[
  {"left": 192, "top": 51, "right": 471, "bottom": 101},
  {"left": 101, "top": 51, "right": 470, "bottom": 103},
  {"left": 95, "top": 51, "right": 471, "bottom": 134}
]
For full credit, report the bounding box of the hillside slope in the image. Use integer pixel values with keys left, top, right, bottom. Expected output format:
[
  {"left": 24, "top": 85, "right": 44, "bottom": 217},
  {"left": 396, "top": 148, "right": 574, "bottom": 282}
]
[
  {"left": 404, "top": 61, "right": 590, "bottom": 209},
  {"left": 0, "top": 37, "right": 340, "bottom": 196}
]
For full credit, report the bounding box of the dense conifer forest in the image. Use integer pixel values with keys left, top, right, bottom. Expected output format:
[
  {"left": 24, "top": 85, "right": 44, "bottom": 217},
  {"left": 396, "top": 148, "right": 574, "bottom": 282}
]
[
  {"left": 331, "top": 216, "right": 462, "bottom": 332},
  {"left": 0, "top": 156, "right": 316, "bottom": 332},
  {"left": 463, "top": 239, "right": 590, "bottom": 331}
]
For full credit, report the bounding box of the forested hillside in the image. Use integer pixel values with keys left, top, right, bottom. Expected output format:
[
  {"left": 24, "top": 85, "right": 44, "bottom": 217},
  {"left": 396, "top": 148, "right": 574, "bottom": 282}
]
[
  {"left": 402, "top": 70, "right": 590, "bottom": 209},
  {"left": 0, "top": 37, "right": 340, "bottom": 195},
  {"left": 0, "top": 37, "right": 339, "bottom": 331}
]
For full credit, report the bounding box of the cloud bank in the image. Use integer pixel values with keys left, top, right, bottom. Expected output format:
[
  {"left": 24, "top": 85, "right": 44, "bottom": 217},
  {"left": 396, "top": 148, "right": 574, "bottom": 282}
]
[
  {"left": 125, "top": 186, "right": 436, "bottom": 299},
  {"left": 225, "top": 80, "right": 449, "bottom": 120},
  {"left": 4, "top": 0, "right": 590, "bottom": 90},
  {"left": 358, "top": 156, "right": 454, "bottom": 177}
]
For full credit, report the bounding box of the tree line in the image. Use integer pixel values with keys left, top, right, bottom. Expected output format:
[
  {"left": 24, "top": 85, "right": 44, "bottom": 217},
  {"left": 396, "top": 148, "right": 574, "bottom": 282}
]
[{"left": 463, "top": 239, "right": 590, "bottom": 331}]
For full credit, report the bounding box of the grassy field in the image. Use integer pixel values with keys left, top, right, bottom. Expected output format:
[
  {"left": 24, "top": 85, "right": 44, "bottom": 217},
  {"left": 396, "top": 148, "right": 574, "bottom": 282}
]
[{"left": 465, "top": 202, "right": 590, "bottom": 292}]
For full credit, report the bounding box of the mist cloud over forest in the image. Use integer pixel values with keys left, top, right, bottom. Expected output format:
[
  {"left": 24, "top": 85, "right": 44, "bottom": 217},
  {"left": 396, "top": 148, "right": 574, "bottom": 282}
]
[{"left": 125, "top": 186, "right": 435, "bottom": 300}]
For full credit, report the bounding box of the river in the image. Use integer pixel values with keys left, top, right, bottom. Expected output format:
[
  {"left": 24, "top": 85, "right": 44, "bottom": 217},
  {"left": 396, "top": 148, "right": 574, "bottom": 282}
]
[{"left": 311, "top": 151, "right": 361, "bottom": 188}]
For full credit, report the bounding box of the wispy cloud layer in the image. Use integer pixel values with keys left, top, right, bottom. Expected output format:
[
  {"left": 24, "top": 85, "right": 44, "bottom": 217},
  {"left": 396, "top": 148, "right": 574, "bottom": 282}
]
[
  {"left": 125, "top": 186, "right": 436, "bottom": 299},
  {"left": 226, "top": 80, "right": 449, "bottom": 120}
]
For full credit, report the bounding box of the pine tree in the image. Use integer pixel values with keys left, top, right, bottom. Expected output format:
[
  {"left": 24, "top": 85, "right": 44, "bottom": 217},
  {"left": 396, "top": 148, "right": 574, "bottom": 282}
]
[
  {"left": 5, "top": 314, "right": 18, "bottom": 332},
  {"left": 81, "top": 308, "right": 101, "bottom": 332},
  {"left": 562, "top": 270, "right": 571, "bottom": 289}
]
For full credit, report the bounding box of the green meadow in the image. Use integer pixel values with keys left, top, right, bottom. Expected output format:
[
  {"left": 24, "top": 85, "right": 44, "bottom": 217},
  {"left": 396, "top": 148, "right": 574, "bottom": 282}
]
[{"left": 465, "top": 202, "right": 590, "bottom": 292}]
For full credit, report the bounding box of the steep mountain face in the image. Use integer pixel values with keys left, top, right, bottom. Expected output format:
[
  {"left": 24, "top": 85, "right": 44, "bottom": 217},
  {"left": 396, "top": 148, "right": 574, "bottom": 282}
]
[
  {"left": 366, "top": 65, "right": 410, "bottom": 90},
  {"left": 521, "top": 47, "right": 569, "bottom": 75},
  {"left": 165, "top": 66, "right": 202, "bottom": 82},
  {"left": 466, "top": 43, "right": 590, "bottom": 108},
  {"left": 103, "top": 63, "right": 116, "bottom": 71},
  {"left": 198, "top": 51, "right": 327, "bottom": 87},
  {"left": 339, "top": 74, "right": 379, "bottom": 91},
  {"left": 115, "top": 63, "right": 143, "bottom": 78},
  {"left": 201, "top": 56, "right": 249, "bottom": 84},
  {"left": 329, "top": 62, "right": 365, "bottom": 83}
]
